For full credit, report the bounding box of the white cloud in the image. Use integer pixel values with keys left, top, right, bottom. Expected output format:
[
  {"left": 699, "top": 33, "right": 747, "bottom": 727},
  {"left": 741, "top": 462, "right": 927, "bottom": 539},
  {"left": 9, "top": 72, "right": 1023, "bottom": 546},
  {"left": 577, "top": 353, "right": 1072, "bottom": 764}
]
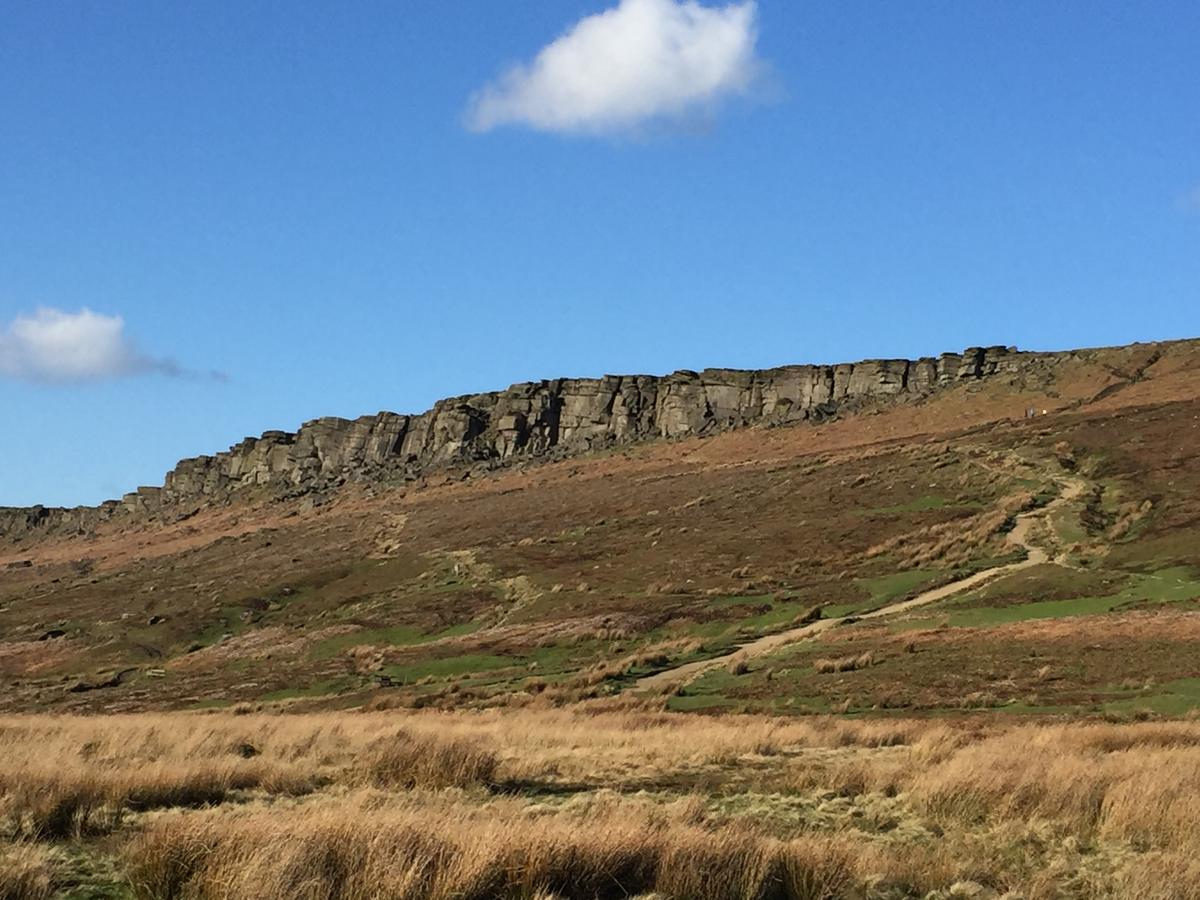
[
  {"left": 0, "top": 307, "right": 184, "bottom": 383},
  {"left": 466, "top": 0, "right": 761, "bottom": 135}
]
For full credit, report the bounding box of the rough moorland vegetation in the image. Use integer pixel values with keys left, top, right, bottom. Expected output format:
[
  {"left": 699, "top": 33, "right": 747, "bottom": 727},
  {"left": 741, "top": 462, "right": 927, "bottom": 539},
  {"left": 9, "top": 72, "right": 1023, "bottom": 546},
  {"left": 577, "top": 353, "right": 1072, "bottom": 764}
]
[
  {"left": 5, "top": 710, "right": 1200, "bottom": 897},
  {"left": 2, "top": 339, "right": 1199, "bottom": 896}
]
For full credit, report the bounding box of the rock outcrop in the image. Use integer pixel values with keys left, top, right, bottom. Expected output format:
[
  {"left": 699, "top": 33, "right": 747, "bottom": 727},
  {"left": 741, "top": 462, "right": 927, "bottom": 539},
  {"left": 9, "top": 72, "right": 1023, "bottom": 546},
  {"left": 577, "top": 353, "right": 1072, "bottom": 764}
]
[{"left": 1, "top": 345, "right": 1037, "bottom": 538}]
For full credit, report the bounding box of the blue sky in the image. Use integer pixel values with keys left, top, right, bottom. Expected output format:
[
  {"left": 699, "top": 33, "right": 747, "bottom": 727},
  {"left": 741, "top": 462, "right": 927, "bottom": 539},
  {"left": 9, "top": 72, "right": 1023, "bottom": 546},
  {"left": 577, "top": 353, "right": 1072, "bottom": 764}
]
[{"left": 1, "top": 0, "right": 1197, "bottom": 508}]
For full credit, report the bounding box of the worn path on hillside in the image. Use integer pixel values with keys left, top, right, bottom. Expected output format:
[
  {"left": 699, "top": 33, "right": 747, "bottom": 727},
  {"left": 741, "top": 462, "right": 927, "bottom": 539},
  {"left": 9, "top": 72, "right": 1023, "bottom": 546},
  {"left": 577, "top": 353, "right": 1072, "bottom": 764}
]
[{"left": 636, "top": 474, "right": 1087, "bottom": 692}]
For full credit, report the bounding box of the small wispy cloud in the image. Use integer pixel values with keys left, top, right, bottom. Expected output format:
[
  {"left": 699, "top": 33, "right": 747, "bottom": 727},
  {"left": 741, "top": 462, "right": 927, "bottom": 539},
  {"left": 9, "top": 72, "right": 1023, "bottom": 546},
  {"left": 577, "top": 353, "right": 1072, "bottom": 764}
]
[
  {"left": 0, "top": 307, "right": 217, "bottom": 384},
  {"left": 465, "top": 0, "right": 762, "bottom": 136}
]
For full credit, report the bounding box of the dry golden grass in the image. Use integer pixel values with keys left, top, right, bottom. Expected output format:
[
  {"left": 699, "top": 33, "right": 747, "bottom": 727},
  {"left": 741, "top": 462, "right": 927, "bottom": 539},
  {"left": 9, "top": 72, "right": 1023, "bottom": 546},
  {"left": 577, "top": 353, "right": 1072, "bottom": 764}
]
[
  {"left": 7, "top": 710, "right": 1200, "bottom": 896},
  {"left": 0, "top": 716, "right": 320, "bottom": 839},
  {"left": 361, "top": 729, "right": 499, "bottom": 790},
  {"left": 551, "top": 638, "right": 705, "bottom": 698},
  {"left": 0, "top": 715, "right": 500, "bottom": 838},
  {"left": 0, "top": 761, "right": 303, "bottom": 839},
  {"left": 910, "top": 722, "right": 1200, "bottom": 852},
  {"left": 813, "top": 651, "right": 875, "bottom": 674},
  {"left": 0, "top": 707, "right": 928, "bottom": 798},
  {"left": 865, "top": 491, "right": 1036, "bottom": 568},
  {"left": 0, "top": 843, "right": 53, "bottom": 900},
  {"left": 1115, "top": 853, "right": 1200, "bottom": 900},
  {"left": 125, "top": 792, "right": 857, "bottom": 900}
]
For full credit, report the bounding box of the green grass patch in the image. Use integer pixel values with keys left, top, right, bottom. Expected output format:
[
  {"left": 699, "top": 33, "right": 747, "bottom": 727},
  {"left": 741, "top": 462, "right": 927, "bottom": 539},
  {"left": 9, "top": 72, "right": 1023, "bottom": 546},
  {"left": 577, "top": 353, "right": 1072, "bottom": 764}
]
[
  {"left": 381, "top": 653, "right": 521, "bottom": 684},
  {"left": 191, "top": 698, "right": 234, "bottom": 710},
  {"left": 686, "top": 596, "right": 822, "bottom": 640},
  {"left": 990, "top": 701, "right": 1087, "bottom": 716},
  {"left": 860, "top": 569, "right": 943, "bottom": 604},
  {"left": 685, "top": 618, "right": 746, "bottom": 639},
  {"left": 264, "top": 554, "right": 434, "bottom": 619},
  {"left": 706, "top": 593, "right": 774, "bottom": 609},
  {"left": 50, "top": 845, "right": 136, "bottom": 900},
  {"left": 616, "top": 642, "right": 741, "bottom": 689},
  {"left": 309, "top": 625, "right": 429, "bottom": 660},
  {"left": 1104, "top": 678, "right": 1200, "bottom": 717},
  {"left": 687, "top": 667, "right": 748, "bottom": 695},
  {"left": 308, "top": 620, "right": 484, "bottom": 660},
  {"left": 771, "top": 694, "right": 834, "bottom": 715},
  {"left": 1050, "top": 503, "right": 1089, "bottom": 545},
  {"left": 522, "top": 640, "right": 607, "bottom": 677},
  {"left": 940, "top": 594, "right": 1123, "bottom": 627},
  {"left": 860, "top": 495, "right": 957, "bottom": 515},
  {"left": 665, "top": 693, "right": 738, "bottom": 712},
  {"left": 899, "top": 567, "right": 1200, "bottom": 629},
  {"left": 437, "top": 620, "right": 484, "bottom": 640},
  {"left": 262, "top": 675, "right": 359, "bottom": 702},
  {"left": 190, "top": 606, "right": 255, "bottom": 650},
  {"left": 823, "top": 570, "right": 943, "bottom": 618},
  {"left": 735, "top": 602, "right": 816, "bottom": 633}
]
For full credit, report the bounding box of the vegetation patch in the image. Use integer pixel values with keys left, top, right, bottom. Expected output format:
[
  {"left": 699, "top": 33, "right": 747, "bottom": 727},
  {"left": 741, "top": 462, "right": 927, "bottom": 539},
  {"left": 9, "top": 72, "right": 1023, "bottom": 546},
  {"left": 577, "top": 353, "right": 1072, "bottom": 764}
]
[
  {"left": 381, "top": 653, "right": 522, "bottom": 684},
  {"left": 1104, "top": 677, "right": 1200, "bottom": 717},
  {"left": 8, "top": 710, "right": 1200, "bottom": 898},
  {"left": 261, "top": 676, "right": 360, "bottom": 702},
  {"left": 920, "top": 566, "right": 1200, "bottom": 628},
  {"left": 819, "top": 569, "right": 943, "bottom": 618}
]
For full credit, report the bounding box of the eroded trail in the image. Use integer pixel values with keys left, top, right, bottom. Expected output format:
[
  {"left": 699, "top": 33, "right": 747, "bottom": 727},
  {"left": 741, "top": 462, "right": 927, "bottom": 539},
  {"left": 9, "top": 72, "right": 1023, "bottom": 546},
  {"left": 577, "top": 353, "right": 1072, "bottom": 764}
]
[{"left": 636, "top": 474, "right": 1088, "bottom": 692}]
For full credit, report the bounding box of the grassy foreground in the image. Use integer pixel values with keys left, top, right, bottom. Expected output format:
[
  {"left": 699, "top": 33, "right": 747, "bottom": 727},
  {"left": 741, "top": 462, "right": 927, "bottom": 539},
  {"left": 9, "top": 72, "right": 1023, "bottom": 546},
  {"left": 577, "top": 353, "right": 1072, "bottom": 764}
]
[{"left": 4, "top": 707, "right": 1200, "bottom": 899}]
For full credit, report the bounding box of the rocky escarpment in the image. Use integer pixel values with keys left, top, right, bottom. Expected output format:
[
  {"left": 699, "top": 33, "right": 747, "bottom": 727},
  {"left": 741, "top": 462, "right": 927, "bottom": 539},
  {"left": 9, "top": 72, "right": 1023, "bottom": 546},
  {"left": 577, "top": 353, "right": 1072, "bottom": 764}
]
[{"left": 3, "top": 345, "right": 1039, "bottom": 539}]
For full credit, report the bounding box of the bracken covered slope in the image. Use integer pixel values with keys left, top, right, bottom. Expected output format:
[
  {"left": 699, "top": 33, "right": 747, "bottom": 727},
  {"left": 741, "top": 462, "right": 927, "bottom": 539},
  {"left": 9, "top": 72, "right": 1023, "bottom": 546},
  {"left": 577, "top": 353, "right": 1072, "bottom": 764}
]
[{"left": 1, "top": 337, "right": 1198, "bottom": 715}]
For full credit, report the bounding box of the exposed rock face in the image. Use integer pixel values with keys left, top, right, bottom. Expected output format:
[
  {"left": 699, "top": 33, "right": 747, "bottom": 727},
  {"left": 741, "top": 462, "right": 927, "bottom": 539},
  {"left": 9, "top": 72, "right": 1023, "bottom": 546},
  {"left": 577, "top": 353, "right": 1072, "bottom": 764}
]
[{"left": 1, "top": 345, "right": 1033, "bottom": 538}]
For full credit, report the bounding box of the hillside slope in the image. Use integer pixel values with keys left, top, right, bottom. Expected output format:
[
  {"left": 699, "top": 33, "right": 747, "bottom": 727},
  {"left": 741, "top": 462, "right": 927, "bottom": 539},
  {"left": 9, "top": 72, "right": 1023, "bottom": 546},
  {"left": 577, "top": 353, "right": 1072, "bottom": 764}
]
[{"left": 1, "top": 337, "right": 1198, "bottom": 715}]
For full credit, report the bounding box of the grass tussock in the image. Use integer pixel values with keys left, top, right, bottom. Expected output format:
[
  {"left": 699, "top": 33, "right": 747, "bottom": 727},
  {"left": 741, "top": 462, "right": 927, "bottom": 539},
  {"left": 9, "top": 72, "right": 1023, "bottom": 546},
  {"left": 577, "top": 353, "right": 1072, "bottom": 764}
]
[
  {"left": 125, "top": 793, "right": 857, "bottom": 900},
  {"left": 0, "top": 843, "right": 54, "bottom": 900},
  {"left": 362, "top": 730, "right": 498, "bottom": 790},
  {"left": 0, "top": 761, "right": 315, "bottom": 839},
  {"left": 813, "top": 651, "right": 874, "bottom": 674}
]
